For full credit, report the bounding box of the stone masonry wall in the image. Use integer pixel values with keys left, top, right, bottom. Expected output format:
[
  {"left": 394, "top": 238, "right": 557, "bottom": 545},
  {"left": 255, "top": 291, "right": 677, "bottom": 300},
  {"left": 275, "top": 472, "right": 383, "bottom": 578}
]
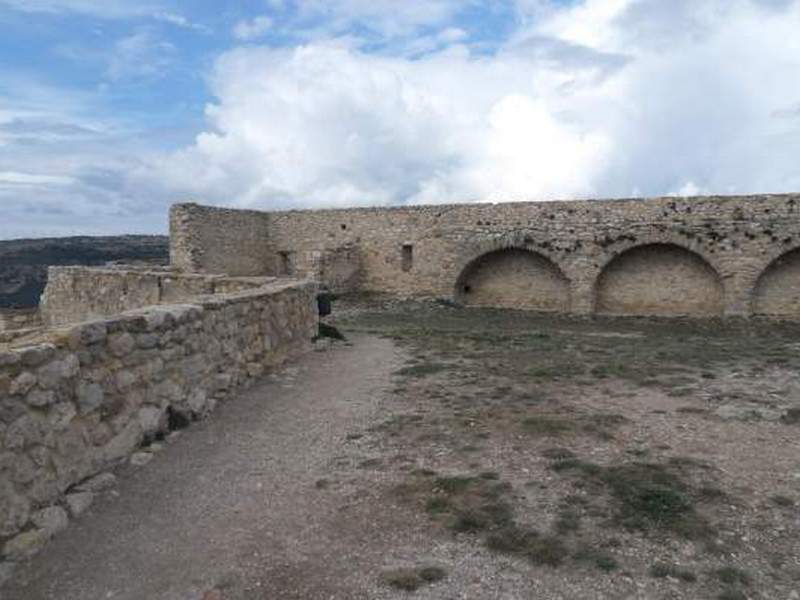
[
  {"left": 40, "top": 267, "right": 272, "bottom": 327},
  {"left": 0, "top": 280, "right": 317, "bottom": 564},
  {"left": 171, "top": 194, "right": 800, "bottom": 317},
  {"left": 169, "top": 203, "right": 276, "bottom": 276},
  {"left": 0, "top": 310, "right": 41, "bottom": 333}
]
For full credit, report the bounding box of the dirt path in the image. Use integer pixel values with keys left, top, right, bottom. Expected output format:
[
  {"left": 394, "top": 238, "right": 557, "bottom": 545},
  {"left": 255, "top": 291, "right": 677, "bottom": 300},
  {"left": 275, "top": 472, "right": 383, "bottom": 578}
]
[{"left": 3, "top": 334, "right": 407, "bottom": 600}]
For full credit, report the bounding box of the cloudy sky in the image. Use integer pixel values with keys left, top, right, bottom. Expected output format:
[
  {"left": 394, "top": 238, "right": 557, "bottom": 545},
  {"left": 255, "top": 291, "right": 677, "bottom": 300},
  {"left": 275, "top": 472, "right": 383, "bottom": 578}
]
[{"left": 1, "top": 0, "right": 799, "bottom": 239}]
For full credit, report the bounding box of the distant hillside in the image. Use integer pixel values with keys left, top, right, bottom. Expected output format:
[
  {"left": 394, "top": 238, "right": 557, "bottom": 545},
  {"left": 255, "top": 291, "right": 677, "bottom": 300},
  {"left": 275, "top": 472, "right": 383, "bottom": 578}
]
[{"left": 0, "top": 236, "right": 169, "bottom": 308}]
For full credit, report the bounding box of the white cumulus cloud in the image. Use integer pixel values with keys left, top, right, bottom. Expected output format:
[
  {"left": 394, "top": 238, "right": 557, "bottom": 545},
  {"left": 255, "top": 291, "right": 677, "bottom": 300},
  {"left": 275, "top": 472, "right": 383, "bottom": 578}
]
[{"left": 139, "top": 0, "right": 800, "bottom": 212}]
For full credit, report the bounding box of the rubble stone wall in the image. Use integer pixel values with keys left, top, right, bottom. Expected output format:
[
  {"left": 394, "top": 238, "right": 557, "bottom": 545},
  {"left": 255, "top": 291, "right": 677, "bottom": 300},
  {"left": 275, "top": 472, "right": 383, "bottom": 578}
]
[
  {"left": 169, "top": 203, "right": 276, "bottom": 276},
  {"left": 171, "top": 194, "right": 800, "bottom": 317},
  {"left": 40, "top": 267, "right": 272, "bottom": 327},
  {"left": 0, "top": 280, "right": 317, "bottom": 563},
  {"left": 0, "top": 309, "right": 41, "bottom": 333}
]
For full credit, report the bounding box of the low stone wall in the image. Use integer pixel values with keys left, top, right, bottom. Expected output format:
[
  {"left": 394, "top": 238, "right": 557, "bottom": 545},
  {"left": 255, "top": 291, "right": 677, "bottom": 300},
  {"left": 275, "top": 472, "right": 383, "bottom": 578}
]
[
  {"left": 0, "top": 280, "right": 317, "bottom": 567},
  {"left": 40, "top": 266, "right": 273, "bottom": 327},
  {"left": 0, "top": 309, "right": 41, "bottom": 333}
]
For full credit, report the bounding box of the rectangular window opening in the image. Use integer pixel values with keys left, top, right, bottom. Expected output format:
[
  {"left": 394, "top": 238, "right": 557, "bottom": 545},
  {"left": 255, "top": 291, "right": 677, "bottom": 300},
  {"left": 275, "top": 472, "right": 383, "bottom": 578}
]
[
  {"left": 278, "top": 251, "right": 294, "bottom": 276},
  {"left": 401, "top": 244, "right": 414, "bottom": 272}
]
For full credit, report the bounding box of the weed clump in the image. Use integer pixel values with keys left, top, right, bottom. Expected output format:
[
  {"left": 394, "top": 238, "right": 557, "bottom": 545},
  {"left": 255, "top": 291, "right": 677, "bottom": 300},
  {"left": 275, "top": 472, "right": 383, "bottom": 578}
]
[
  {"left": 549, "top": 459, "right": 602, "bottom": 476},
  {"left": 423, "top": 475, "right": 515, "bottom": 534},
  {"left": 542, "top": 447, "right": 576, "bottom": 461},
  {"left": 551, "top": 459, "right": 716, "bottom": 541},
  {"left": 554, "top": 507, "right": 581, "bottom": 533},
  {"left": 602, "top": 464, "right": 710, "bottom": 538},
  {"left": 573, "top": 545, "right": 619, "bottom": 572},
  {"left": 486, "top": 526, "right": 569, "bottom": 566},
  {"left": 717, "top": 590, "right": 747, "bottom": 600},
  {"left": 382, "top": 565, "right": 447, "bottom": 591},
  {"left": 434, "top": 475, "right": 477, "bottom": 494},
  {"left": 770, "top": 494, "right": 795, "bottom": 507},
  {"left": 648, "top": 562, "right": 697, "bottom": 582},
  {"left": 529, "top": 363, "right": 584, "bottom": 380},
  {"left": 396, "top": 363, "right": 449, "bottom": 378},
  {"left": 316, "top": 322, "right": 346, "bottom": 341},
  {"left": 781, "top": 408, "right": 800, "bottom": 424},
  {"left": 522, "top": 415, "right": 574, "bottom": 435},
  {"left": 713, "top": 566, "right": 751, "bottom": 586},
  {"left": 410, "top": 471, "right": 571, "bottom": 567},
  {"left": 523, "top": 413, "right": 626, "bottom": 439}
]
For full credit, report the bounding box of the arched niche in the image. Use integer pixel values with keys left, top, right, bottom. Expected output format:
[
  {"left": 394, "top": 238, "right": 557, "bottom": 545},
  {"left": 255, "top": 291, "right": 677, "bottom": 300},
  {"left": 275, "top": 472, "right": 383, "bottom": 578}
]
[
  {"left": 595, "top": 243, "right": 723, "bottom": 317},
  {"left": 753, "top": 248, "right": 800, "bottom": 316},
  {"left": 454, "top": 248, "right": 570, "bottom": 311}
]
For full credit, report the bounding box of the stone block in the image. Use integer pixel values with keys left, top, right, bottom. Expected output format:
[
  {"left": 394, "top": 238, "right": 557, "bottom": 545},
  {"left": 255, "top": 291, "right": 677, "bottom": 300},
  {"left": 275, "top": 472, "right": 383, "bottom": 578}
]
[
  {"left": 10, "top": 454, "right": 36, "bottom": 484},
  {"left": 114, "top": 370, "right": 137, "bottom": 391},
  {"left": 130, "top": 452, "right": 153, "bottom": 467},
  {"left": 48, "top": 402, "right": 77, "bottom": 431},
  {"left": 0, "top": 561, "right": 16, "bottom": 587},
  {"left": 0, "top": 352, "right": 20, "bottom": 368},
  {"left": 38, "top": 354, "right": 80, "bottom": 389},
  {"left": 65, "top": 491, "right": 94, "bottom": 517},
  {"left": 0, "top": 481, "right": 30, "bottom": 537},
  {"left": 5, "top": 415, "right": 45, "bottom": 450},
  {"left": 76, "top": 382, "right": 104, "bottom": 415},
  {"left": 138, "top": 406, "right": 164, "bottom": 435},
  {"left": 26, "top": 389, "right": 56, "bottom": 408},
  {"left": 76, "top": 322, "right": 108, "bottom": 345},
  {"left": 101, "top": 420, "right": 142, "bottom": 463},
  {"left": 31, "top": 506, "right": 68, "bottom": 536},
  {"left": 9, "top": 372, "right": 37, "bottom": 396},
  {"left": 136, "top": 333, "right": 159, "bottom": 349},
  {"left": 19, "top": 344, "right": 56, "bottom": 368},
  {"left": 107, "top": 333, "right": 136, "bottom": 358},
  {"left": 3, "top": 529, "right": 49, "bottom": 561},
  {"left": 74, "top": 472, "right": 117, "bottom": 493}
]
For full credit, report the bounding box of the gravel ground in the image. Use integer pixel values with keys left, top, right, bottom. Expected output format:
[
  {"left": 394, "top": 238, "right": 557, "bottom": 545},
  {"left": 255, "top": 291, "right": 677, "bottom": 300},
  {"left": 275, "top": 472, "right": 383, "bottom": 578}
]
[
  {"left": 4, "top": 298, "right": 800, "bottom": 600},
  {"left": 2, "top": 334, "right": 417, "bottom": 599}
]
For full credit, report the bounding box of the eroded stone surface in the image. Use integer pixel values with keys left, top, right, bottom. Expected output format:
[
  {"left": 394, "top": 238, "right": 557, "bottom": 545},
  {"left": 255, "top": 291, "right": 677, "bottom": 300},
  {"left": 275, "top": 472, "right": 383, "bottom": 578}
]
[
  {"left": 74, "top": 473, "right": 117, "bottom": 493},
  {"left": 65, "top": 492, "right": 94, "bottom": 518},
  {"left": 130, "top": 452, "right": 153, "bottom": 467},
  {"left": 31, "top": 507, "right": 68, "bottom": 537},
  {"left": 3, "top": 529, "right": 49, "bottom": 561}
]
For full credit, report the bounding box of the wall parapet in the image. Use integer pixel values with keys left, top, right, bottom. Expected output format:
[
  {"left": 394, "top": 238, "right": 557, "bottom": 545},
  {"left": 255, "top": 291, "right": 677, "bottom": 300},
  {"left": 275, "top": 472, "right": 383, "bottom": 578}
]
[
  {"left": 0, "top": 279, "right": 317, "bottom": 565},
  {"left": 40, "top": 266, "right": 277, "bottom": 327}
]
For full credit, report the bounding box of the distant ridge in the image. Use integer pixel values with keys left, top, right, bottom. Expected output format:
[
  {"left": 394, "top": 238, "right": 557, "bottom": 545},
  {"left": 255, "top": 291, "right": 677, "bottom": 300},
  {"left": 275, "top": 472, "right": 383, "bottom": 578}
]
[{"left": 0, "top": 235, "right": 169, "bottom": 308}]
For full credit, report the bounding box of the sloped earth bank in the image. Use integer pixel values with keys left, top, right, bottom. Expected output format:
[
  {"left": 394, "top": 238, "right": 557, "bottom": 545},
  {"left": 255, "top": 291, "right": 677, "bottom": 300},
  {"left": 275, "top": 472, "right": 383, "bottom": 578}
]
[{"left": 5, "top": 298, "right": 800, "bottom": 599}]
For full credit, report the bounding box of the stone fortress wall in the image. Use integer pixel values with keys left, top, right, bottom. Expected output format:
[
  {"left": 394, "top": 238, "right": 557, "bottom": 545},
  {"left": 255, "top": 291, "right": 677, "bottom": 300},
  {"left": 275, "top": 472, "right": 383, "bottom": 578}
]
[
  {"left": 0, "top": 267, "right": 317, "bottom": 566},
  {"left": 171, "top": 193, "right": 800, "bottom": 318}
]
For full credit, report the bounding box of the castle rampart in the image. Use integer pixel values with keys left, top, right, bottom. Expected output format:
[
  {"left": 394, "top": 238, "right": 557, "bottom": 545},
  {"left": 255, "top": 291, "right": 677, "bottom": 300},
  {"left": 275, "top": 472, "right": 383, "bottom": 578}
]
[{"left": 171, "top": 193, "right": 800, "bottom": 317}]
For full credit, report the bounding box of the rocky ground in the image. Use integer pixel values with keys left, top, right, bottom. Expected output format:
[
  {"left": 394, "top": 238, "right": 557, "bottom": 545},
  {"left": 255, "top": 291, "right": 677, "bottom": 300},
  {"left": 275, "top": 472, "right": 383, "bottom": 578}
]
[
  {"left": 2, "top": 297, "right": 799, "bottom": 599},
  {"left": 330, "top": 298, "right": 800, "bottom": 600}
]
